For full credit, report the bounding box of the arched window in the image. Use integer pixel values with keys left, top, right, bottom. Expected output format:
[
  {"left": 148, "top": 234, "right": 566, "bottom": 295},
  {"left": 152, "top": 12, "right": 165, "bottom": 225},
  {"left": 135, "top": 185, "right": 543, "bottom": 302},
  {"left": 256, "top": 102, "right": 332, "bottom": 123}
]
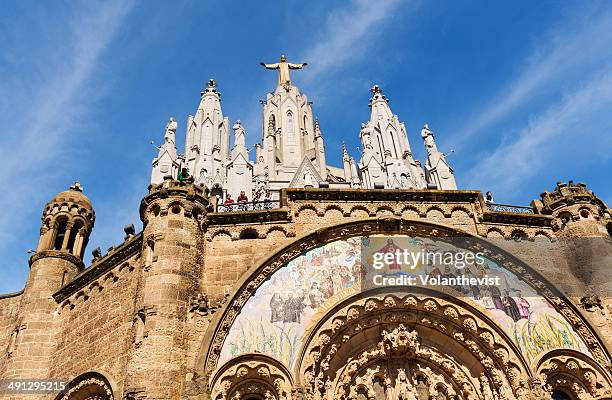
[
  {"left": 203, "top": 121, "right": 213, "bottom": 154},
  {"left": 286, "top": 111, "right": 294, "bottom": 137},
  {"left": 376, "top": 135, "right": 384, "bottom": 157},
  {"left": 67, "top": 220, "right": 83, "bottom": 255},
  {"left": 389, "top": 130, "right": 398, "bottom": 158},
  {"left": 53, "top": 218, "right": 68, "bottom": 250}
]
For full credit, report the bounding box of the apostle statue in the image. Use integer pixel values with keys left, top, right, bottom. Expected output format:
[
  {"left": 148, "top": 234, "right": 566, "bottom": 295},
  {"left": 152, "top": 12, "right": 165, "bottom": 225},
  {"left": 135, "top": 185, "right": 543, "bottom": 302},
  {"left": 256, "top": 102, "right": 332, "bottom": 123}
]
[{"left": 164, "top": 117, "right": 177, "bottom": 146}]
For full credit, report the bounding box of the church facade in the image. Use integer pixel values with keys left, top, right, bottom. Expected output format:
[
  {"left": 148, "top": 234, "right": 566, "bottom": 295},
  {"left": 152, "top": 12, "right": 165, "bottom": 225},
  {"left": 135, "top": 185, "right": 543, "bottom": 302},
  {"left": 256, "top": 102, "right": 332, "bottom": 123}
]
[{"left": 0, "top": 58, "right": 611, "bottom": 400}]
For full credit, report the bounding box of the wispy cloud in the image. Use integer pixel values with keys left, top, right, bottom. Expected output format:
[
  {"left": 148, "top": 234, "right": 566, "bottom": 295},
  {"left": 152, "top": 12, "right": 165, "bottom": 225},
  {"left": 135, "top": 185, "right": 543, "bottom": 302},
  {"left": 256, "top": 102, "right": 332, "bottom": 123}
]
[
  {"left": 0, "top": 0, "right": 136, "bottom": 291},
  {"left": 466, "top": 72, "right": 612, "bottom": 194},
  {"left": 242, "top": 0, "right": 406, "bottom": 144},
  {"left": 456, "top": 5, "right": 612, "bottom": 144},
  {"left": 301, "top": 0, "right": 405, "bottom": 83}
]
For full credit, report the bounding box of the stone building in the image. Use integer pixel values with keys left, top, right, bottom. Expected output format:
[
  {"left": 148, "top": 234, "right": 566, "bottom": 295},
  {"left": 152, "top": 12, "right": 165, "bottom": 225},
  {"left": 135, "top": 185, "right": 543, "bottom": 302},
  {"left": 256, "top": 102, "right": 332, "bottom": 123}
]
[{"left": 0, "top": 58, "right": 611, "bottom": 400}]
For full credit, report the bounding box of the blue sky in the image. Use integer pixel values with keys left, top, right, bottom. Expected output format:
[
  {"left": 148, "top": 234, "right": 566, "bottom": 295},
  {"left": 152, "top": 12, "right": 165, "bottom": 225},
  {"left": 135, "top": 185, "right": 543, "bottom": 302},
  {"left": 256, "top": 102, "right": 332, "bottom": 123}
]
[{"left": 1, "top": 0, "right": 611, "bottom": 293}]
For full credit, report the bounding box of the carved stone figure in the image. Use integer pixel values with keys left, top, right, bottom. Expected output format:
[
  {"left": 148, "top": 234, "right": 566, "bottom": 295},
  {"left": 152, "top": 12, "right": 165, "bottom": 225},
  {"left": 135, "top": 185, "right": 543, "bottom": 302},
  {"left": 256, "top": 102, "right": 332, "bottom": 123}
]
[
  {"left": 260, "top": 54, "right": 308, "bottom": 87},
  {"left": 165, "top": 117, "right": 177, "bottom": 145}
]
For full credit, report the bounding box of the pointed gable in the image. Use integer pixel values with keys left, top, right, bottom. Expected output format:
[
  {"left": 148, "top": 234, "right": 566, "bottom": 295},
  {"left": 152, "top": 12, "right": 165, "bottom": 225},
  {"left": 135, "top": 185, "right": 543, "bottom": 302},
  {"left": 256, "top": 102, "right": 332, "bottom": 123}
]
[{"left": 289, "top": 157, "right": 323, "bottom": 188}]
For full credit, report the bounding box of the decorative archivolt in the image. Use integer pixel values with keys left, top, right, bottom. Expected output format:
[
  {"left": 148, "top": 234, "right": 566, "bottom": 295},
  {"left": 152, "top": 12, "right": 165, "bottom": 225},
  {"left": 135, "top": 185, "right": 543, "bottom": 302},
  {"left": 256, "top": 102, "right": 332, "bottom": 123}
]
[
  {"left": 211, "top": 354, "right": 293, "bottom": 400},
  {"left": 55, "top": 372, "right": 114, "bottom": 400},
  {"left": 299, "top": 293, "right": 528, "bottom": 400},
  {"left": 535, "top": 350, "right": 612, "bottom": 400}
]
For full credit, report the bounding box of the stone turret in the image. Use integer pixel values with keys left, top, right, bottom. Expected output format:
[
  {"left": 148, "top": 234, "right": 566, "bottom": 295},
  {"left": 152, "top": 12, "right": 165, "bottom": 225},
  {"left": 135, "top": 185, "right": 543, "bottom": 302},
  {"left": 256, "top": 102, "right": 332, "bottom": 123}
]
[
  {"left": 124, "top": 178, "right": 210, "bottom": 398},
  {"left": 534, "top": 182, "right": 612, "bottom": 343},
  {"left": 33, "top": 181, "right": 94, "bottom": 269},
  {"left": 260, "top": 76, "right": 323, "bottom": 190},
  {"left": 533, "top": 181, "right": 611, "bottom": 235},
  {"left": 3, "top": 182, "right": 95, "bottom": 380}
]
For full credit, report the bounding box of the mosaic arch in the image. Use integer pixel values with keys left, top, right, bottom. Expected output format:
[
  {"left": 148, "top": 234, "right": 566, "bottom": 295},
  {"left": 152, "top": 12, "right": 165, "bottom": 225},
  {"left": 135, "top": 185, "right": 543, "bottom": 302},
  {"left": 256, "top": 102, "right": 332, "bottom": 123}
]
[
  {"left": 201, "top": 219, "right": 610, "bottom": 381},
  {"left": 219, "top": 235, "right": 591, "bottom": 368}
]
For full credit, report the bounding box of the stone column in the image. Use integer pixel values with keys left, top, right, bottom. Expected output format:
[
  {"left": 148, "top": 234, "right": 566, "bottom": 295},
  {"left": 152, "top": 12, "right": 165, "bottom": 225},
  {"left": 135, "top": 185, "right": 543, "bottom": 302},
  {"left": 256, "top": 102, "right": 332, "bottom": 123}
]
[
  {"left": 124, "top": 179, "right": 209, "bottom": 399},
  {"left": 60, "top": 222, "right": 73, "bottom": 251}
]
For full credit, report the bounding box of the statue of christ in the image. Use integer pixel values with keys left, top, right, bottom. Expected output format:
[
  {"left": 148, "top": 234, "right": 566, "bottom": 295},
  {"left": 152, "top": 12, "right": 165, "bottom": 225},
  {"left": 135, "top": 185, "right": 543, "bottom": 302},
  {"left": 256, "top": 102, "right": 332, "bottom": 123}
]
[{"left": 260, "top": 54, "right": 307, "bottom": 87}]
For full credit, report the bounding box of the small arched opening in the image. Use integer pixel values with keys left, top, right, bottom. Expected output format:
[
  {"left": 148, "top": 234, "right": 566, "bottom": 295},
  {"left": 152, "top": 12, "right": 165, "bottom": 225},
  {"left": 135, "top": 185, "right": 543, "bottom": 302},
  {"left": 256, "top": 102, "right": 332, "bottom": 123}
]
[{"left": 53, "top": 217, "right": 68, "bottom": 251}]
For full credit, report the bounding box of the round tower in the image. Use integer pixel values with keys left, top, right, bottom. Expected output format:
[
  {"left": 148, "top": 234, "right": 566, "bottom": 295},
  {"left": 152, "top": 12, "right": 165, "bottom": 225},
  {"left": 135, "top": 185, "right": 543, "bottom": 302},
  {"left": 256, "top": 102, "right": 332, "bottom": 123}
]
[
  {"left": 29, "top": 181, "right": 94, "bottom": 292},
  {"left": 124, "top": 177, "right": 210, "bottom": 399},
  {"left": 533, "top": 181, "right": 612, "bottom": 349},
  {"left": 3, "top": 182, "right": 95, "bottom": 380},
  {"left": 533, "top": 181, "right": 611, "bottom": 237},
  {"left": 34, "top": 181, "right": 94, "bottom": 261}
]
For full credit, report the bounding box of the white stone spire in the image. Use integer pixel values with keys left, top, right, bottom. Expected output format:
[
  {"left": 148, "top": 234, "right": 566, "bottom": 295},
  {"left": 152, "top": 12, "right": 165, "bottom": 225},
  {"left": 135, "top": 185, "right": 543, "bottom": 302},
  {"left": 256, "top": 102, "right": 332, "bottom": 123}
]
[
  {"left": 313, "top": 117, "right": 327, "bottom": 177},
  {"left": 342, "top": 142, "right": 351, "bottom": 180},
  {"left": 359, "top": 85, "right": 426, "bottom": 189},
  {"left": 184, "top": 79, "right": 230, "bottom": 187},
  {"left": 151, "top": 117, "right": 180, "bottom": 185},
  {"left": 421, "top": 123, "right": 457, "bottom": 190},
  {"left": 259, "top": 77, "right": 322, "bottom": 190}
]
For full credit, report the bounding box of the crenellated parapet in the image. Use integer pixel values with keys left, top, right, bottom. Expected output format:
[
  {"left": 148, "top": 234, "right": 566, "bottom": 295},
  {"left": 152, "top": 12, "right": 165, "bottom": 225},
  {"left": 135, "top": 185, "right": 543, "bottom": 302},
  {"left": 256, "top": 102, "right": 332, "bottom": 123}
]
[
  {"left": 532, "top": 181, "right": 611, "bottom": 234},
  {"left": 140, "top": 177, "right": 212, "bottom": 225}
]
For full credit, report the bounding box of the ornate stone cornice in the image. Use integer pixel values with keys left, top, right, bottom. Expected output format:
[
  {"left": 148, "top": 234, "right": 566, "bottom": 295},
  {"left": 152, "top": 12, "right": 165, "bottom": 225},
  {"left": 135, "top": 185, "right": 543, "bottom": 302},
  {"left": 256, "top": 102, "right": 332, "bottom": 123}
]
[
  {"left": 481, "top": 211, "right": 552, "bottom": 227},
  {"left": 206, "top": 208, "right": 291, "bottom": 226},
  {"left": 285, "top": 188, "right": 551, "bottom": 228},
  {"left": 283, "top": 188, "right": 481, "bottom": 204},
  {"left": 29, "top": 250, "right": 85, "bottom": 269},
  {"left": 53, "top": 233, "right": 142, "bottom": 303}
]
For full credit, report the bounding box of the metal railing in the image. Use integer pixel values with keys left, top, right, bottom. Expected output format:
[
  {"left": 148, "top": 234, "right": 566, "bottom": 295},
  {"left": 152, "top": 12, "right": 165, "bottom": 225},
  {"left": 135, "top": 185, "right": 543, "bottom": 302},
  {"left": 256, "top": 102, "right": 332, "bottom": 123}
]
[
  {"left": 485, "top": 202, "right": 534, "bottom": 214},
  {"left": 216, "top": 200, "right": 281, "bottom": 212}
]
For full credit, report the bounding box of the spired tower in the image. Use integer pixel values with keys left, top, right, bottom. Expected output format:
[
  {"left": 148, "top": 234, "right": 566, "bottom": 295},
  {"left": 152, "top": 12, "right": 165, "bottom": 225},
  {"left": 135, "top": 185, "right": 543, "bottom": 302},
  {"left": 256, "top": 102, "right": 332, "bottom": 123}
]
[
  {"left": 3, "top": 182, "right": 94, "bottom": 380},
  {"left": 359, "top": 85, "right": 427, "bottom": 189},
  {"left": 185, "top": 79, "right": 231, "bottom": 190},
  {"left": 260, "top": 55, "right": 327, "bottom": 190}
]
